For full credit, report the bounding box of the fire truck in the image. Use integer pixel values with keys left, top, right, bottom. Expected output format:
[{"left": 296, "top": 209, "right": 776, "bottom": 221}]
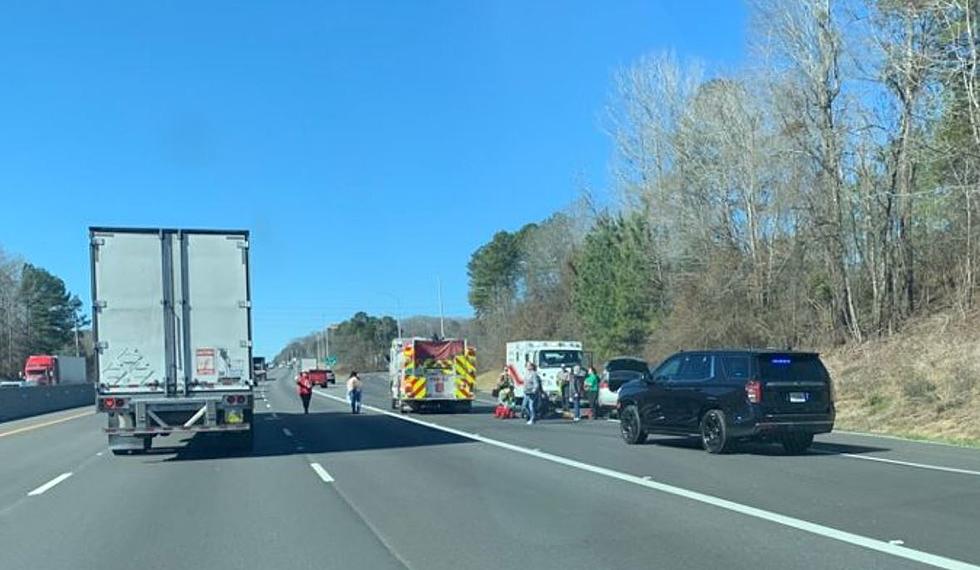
[{"left": 389, "top": 337, "right": 475, "bottom": 413}]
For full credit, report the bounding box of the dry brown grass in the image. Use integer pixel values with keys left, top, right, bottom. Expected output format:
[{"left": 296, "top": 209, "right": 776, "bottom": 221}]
[
  {"left": 475, "top": 370, "right": 500, "bottom": 392},
  {"left": 823, "top": 309, "right": 980, "bottom": 446}
]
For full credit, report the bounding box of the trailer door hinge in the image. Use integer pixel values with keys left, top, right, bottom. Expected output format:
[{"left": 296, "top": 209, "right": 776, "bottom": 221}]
[
  {"left": 91, "top": 237, "right": 106, "bottom": 247},
  {"left": 236, "top": 240, "right": 249, "bottom": 250},
  {"left": 238, "top": 300, "right": 251, "bottom": 309},
  {"left": 240, "top": 340, "right": 252, "bottom": 348}
]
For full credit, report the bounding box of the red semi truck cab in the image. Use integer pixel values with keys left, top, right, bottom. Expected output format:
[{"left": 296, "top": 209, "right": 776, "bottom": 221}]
[
  {"left": 23, "top": 355, "right": 88, "bottom": 386},
  {"left": 23, "top": 355, "right": 56, "bottom": 385}
]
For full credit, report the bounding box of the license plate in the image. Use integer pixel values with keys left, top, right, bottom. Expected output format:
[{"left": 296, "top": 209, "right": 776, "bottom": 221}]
[
  {"left": 789, "top": 392, "right": 809, "bottom": 403},
  {"left": 435, "top": 381, "right": 444, "bottom": 393},
  {"left": 226, "top": 410, "right": 243, "bottom": 424}
]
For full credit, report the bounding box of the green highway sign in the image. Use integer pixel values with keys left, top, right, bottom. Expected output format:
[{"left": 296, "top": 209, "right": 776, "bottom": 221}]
[{"left": 324, "top": 356, "right": 337, "bottom": 366}]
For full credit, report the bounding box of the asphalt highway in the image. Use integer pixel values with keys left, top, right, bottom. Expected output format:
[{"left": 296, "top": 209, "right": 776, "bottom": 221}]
[{"left": 1, "top": 367, "right": 978, "bottom": 570}]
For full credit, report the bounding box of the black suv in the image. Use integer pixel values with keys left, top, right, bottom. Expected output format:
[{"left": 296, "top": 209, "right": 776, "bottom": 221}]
[{"left": 617, "top": 350, "right": 835, "bottom": 454}]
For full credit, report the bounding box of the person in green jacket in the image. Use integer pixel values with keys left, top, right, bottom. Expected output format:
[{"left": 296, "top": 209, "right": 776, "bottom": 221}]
[{"left": 584, "top": 366, "right": 600, "bottom": 419}]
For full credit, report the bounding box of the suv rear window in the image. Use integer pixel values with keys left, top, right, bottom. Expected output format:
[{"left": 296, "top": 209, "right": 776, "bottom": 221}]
[
  {"left": 756, "top": 355, "right": 828, "bottom": 383},
  {"left": 605, "top": 359, "right": 648, "bottom": 373}
]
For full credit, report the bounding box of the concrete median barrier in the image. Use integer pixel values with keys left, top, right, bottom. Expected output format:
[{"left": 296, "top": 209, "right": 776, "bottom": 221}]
[{"left": 0, "top": 384, "right": 95, "bottom": 422}]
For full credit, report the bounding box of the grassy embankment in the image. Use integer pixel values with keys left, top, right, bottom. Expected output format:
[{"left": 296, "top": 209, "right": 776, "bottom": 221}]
[
  {"left": 824, "top": 309, "right": 980, "bottom": 447},
  {"left": 471, "top": 310, "right": 980, "bottom": 446}
]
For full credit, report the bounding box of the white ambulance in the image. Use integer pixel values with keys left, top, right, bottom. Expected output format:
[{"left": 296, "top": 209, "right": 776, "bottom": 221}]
[{"left": 505, "top": 340, "right": 586, "bottom": 401}]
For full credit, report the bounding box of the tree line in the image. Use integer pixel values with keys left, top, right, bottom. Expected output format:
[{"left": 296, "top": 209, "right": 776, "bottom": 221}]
[
  {"left": 0, "top": 246, "right": 90, "bottom": 378},
  {"left": 468, "top": 0, "right": 980, "bottom": 366},
  {"left": 274, "top": 312, "right": 474, "bottom": 372}
]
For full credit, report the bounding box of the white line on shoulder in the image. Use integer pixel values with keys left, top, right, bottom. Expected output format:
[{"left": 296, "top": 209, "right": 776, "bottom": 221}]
[{"left": 312, "top": 389, "right": 978, "bottom": 570}]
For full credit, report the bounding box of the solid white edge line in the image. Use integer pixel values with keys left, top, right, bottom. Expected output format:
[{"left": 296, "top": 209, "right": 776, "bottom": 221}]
[
  {"left": 598, "top": 422, "right": 977, "bottom": 454},
  {"left": 610, "top": 419, "right": 976, "bottom": 477},
  {"left": 310, "top": 462, "right": 334, "bottom": 483},
  {"left": 27, "top": 472, "right": 73, "bottom": 496},
  {"left": 832, "top": 429, "right": 977, "bottom": 449},
  {"left": 838, "top": 453, "right": 980, "bottom": 477},
  {"left": 312, "top": 389, "right": 978, "bottom": 570}
]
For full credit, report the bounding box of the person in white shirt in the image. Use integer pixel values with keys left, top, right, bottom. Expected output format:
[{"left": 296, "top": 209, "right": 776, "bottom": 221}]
[{"left": 346, "top": 371, "right": 363, "bottom": 414}]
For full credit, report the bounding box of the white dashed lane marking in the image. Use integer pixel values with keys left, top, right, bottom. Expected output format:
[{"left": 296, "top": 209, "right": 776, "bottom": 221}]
[
  {"left": 27, "top": 472, "right": 73, "bottom": 497},
  {"left": 310, "top": 463, "right": 334, "bottom": 483}
]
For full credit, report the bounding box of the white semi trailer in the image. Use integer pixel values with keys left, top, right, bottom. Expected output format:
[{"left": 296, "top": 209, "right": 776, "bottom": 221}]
[{"left": 90, "top": 227, "right": 255, "bottom": 453}]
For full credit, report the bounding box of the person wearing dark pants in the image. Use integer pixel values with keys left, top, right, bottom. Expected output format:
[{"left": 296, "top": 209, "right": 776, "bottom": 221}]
[
  {"left": 558, "top": 366, "right": 570, "bottom": 412},
  {"left": 584, "top": 366, "right": 600, "bottom": 419},
  {"left": 297, "top": 373, "right": 313, "bottom": 414},
  {"left": 571, "top": 365, "right": 586, "bottom": 421}
]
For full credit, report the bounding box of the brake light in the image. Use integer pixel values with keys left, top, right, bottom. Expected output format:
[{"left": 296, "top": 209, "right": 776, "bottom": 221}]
[
  {"left": 104, "top": 398, "right": 115, "bottom": 409},
  {"left": 225, "top": 395, "right": 236, "bottom": 404},
  {"left": 114, "top": 398, "right": 125, "bottom": 408},
  {"left": 600, "top": 381, "right": 609, "bottom": 390},
  {"left": 745, "top": 380, "right": 762, "bottom": 404},
  {"left": 236, "top": 395, "right": 246, "bottom": 404}
]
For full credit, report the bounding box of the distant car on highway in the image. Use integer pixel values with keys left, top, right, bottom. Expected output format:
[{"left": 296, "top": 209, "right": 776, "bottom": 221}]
[
  {"left": 617, "top": 350, "right": 835, "bottom": 454},
  {"left": 597, "top": 357, "right": 649, "bottom": 418}
]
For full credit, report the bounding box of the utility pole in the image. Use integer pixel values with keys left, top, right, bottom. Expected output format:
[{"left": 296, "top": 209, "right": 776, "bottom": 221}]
[
  {"left": 0, "top": 300, "right": 7, "bottom": 374},
  {"left": 318, "top": 315, "right": 330, "bottom": 365},
  {"left": 324, "top": 324, "right": 338, "bottom": 361},
  {"left": 437, "top": 276, "right": 445, "bottom": 338}
]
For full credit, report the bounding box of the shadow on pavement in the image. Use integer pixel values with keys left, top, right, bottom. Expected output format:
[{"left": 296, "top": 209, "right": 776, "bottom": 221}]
[
  {"left": 406, "top": 403, "right": 497, "bottom": 415},
  {"left": 646, "top": 435, "right": 889, "bottom": 456},
  {"left": 138, "top": 410, "right": 474, "bottom": 462}
]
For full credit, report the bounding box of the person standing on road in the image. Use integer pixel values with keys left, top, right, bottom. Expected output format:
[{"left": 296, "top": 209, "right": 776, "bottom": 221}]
[
  {"left": 347, "top": 371, "right": 363, "bottom": 414},
  {"left": 584, "top": 366, "right": 600, "bottom": 419},
  {"left": 296, "top": 372, "right": 313, "bottom": 414},
  {"left": 523, "top": 362, "right": 542, "bottom": 425},
  {"left": 571, "top": 364, "right": 586, "bottom": 421},
  {"left": 558, "top": 365, "right": 571, "bottom": 411}
]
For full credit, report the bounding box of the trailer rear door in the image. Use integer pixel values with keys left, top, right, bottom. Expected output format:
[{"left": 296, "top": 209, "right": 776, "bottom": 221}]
[
  {"left": 181, "top": 232, "right": 253, "bottom": 392},
  {"left": 91, "top": 231, "right": 168, "bottom": 394}
]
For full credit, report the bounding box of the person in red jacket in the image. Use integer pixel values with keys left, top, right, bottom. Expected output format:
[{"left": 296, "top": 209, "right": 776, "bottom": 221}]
[{"left": 296, "top": 372, "right": 314, "bottom": 414}]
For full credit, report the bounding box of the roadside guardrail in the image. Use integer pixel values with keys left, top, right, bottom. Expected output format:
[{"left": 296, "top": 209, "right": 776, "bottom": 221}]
[{"left": 0, "top": 384, "right": 95, "bottom": 422}]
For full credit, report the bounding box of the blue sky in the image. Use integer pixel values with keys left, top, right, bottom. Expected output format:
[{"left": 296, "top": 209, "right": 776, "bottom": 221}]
[{"left": 0, "top": 1, "right": 746, "bottom": 357}]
